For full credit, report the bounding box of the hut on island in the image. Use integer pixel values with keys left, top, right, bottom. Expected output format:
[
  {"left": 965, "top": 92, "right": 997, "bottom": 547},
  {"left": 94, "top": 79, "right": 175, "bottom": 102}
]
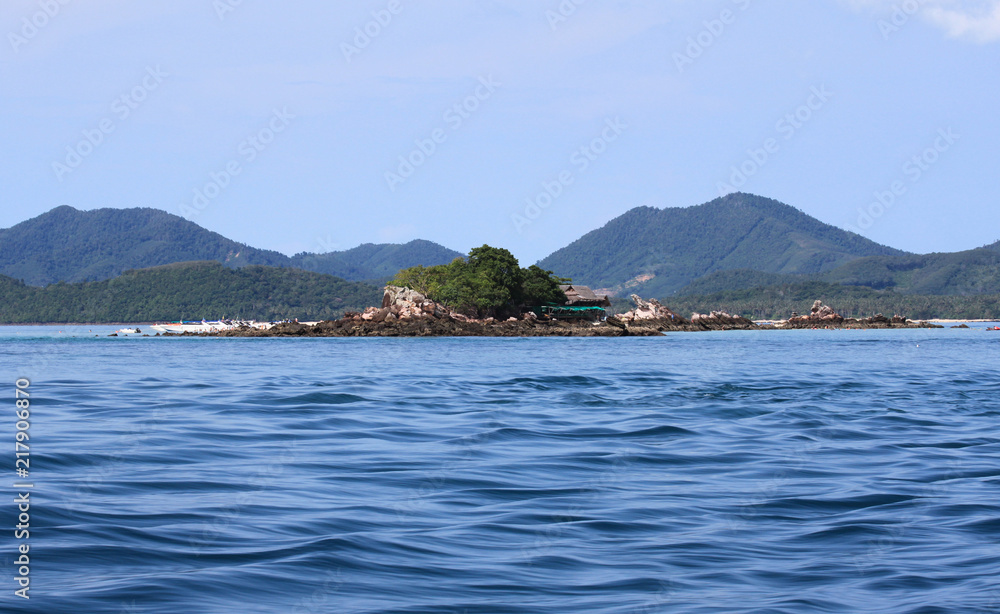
[
  {"left": 533, "top": 285, "right": 611, "bottom": 321},
  {"left": 559, "top": 285, "right": 612, "bottom": 308}
]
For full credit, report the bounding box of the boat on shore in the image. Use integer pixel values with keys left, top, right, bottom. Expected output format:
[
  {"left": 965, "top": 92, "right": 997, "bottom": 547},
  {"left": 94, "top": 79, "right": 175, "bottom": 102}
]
[{"left": 150, "top": 320, "right": 276, "bottom": 334}]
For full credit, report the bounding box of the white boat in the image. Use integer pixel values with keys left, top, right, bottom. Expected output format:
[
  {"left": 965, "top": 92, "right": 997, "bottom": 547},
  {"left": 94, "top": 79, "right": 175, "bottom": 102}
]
[
  {"left": 115, "top": 327, "right": 142, "bottom": 334},
  {"left": 150, "top": 320, "right": 275, "bottom": 334}
]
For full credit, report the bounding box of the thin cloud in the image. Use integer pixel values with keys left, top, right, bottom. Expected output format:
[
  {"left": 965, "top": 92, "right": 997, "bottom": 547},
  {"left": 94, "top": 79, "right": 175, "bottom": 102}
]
[
  {"left": 843, "top": 0, "right": 1000, "bottom": 42},
  {"left": 924, "top": 2, "right": 1000, "bottom": 42}
]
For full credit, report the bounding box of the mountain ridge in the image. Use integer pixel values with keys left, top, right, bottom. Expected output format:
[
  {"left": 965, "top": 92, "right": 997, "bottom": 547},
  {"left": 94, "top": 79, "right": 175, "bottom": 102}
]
[
  {"left": 0, "top": 206, "right": 463, "bottom": 286},
  {"left": 677, "top": 247, "right": 1000, "bottom": 296},
  {"left": 289, "top": 239, "right": 464, "bottom": 283},
  {"left": 4, "top": 197, "right": 997, "bottom": 300},
  {"left": 537, "top": 193, "right": 907, "bottom": 297}
]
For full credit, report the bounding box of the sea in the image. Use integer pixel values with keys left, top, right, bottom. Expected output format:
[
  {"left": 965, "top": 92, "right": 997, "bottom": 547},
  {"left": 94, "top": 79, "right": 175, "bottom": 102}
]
[{"left": 1, "top": 324, "right": 999, "bottom": 614}]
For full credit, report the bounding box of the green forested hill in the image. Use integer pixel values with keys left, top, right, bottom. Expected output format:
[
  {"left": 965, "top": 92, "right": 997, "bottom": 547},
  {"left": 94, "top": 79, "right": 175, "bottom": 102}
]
[
  {"left": 677, "top": 248, "right": 1000, "bottom": 296},
  {"left": 0, "top": 206, "right": 289, "bottom": 286},
  {"left": 0, "top": 206, "right": 462, "bottom": 286},
  {"left": 0, "top": 261, "right": 381, "bottom": 323},
  {"left": 676, "top": 270, "right": 807, "bottom": 295},
  {"left": 537, "top": 193, "right": 905, "bottom": 297},
  {"left": 661, "top": 282, "right": 1000, "bottom": 321},
  {"left": 818, "top": 249, "right": 1000, "bottom": 294},
  {"left": 289, "top": 240, "right": 464, "bottom": 282}
]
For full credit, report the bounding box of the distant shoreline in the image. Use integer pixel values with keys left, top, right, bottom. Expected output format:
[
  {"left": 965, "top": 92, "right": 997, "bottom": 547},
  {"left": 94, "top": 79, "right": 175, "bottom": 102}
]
[
  {"left": 3, "top": 318, "right": 1000, "bottom": 327},
  {"left": 753, "top": 318, "right": 999, "bottom": 325},
  {"left": 0, "top": 322, "right": 160, "bottom": 326}
]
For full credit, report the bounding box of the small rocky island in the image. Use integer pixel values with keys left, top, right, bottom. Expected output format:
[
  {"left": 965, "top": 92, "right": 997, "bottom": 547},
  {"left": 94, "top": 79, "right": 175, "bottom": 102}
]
[{"left": 166, "top": 288, "right": 941, "bottom": 338}]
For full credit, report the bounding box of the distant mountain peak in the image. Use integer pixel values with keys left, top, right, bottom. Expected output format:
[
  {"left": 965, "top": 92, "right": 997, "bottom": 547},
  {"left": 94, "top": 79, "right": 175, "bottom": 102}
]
[
  {"left": 0, "top": 206, "right": 463, "bottom": 286},
  {"left": 537, "top": 193, "right": 907, "bottom": 298}
]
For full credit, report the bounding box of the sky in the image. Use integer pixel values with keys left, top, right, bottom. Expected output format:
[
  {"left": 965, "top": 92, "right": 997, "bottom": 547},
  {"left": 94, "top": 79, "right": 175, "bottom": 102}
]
[{"left": 1, "top": 0, "right": 998, "bottom": 264}]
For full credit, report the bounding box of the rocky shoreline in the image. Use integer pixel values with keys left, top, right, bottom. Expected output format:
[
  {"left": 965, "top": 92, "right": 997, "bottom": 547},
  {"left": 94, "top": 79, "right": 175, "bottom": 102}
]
[{"left": 160, "top": 288, "right": 943, "bottom": 338}]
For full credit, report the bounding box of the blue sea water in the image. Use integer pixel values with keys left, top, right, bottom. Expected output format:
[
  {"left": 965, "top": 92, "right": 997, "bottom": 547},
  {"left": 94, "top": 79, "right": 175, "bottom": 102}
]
[{"left": 1, "top": 325, "right": 1000, "bottom": 613}]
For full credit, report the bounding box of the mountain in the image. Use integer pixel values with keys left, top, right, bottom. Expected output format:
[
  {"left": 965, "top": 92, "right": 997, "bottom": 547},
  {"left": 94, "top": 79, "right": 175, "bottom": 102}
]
[
  {"left": 678, "top": 248, "right": 1000, "bottom": 296},
  {"left": 289, "top": 240, "right": 464, "bottom": 283},
  {"left": 676, "top": 269, "right": 806, "bottom": 295},
  {"left": 818, "top": 249, "right": 1000, "bottom": 295},
  {"left": 0, "top": 206, "right": 288, "bottom": 286},
  {"left": 0, "top": 206, "right": 462, "bottom": 286},
  {"left": 537, "top": 193, "right": 907, "bottom": 298},
  {"left": 0, "top": 261, "right": 381, "bottom": 324}
]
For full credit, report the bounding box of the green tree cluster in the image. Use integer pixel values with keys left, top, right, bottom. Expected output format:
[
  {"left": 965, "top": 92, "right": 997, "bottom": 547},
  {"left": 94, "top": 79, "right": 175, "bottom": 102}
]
[
  {"left": 655, "top": 281, "right": 1000, "bottom": 321},
  {"left": 0, "top": 261, "right": 381, "bottom": 324},
  {"left": 391, "top": 245, "right": 568, "bottom": 318}
]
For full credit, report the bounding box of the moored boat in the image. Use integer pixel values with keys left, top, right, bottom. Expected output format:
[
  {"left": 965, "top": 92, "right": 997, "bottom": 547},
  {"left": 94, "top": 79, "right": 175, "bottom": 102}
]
[{"left": 150, "top": 320, "right": 275, "bottom": 334}]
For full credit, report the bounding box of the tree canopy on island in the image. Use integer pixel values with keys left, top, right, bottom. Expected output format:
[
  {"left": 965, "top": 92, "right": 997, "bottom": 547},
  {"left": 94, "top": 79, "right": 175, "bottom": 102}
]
[{"left": 391, "top": 245, "right": 569, "bottom": 318}]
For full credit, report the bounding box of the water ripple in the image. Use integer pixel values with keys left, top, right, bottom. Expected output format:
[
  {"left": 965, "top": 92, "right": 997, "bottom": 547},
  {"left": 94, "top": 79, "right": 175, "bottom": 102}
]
[{"left": 4, "top": 328, "right": 1000, "bottom": 613}]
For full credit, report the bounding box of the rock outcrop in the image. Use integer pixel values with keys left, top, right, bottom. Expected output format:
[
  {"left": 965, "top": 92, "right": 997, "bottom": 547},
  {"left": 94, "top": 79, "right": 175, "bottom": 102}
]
[
  {"left": 360, "top": 285, "right": 450, "bottom": 321},
  {"left": 607, "top": 295, "right": 688, "bottom": 333},
  {"left": 196, "top": 285, "right": 650, "bottom": 337},
  {"left": 785, "top": 300, "right": 845, "bottom": 327},
  {"left": 609, "top": 295, "right": 757, "bottom": 332},
  {"left": 619, "top": 295, "right": 685, "bottom": 322},
  {"left": 161, "top": 288, "right": 942, "bottom": 338},
  {"left": 781, "top": 300, "right": 941, "bottom": 329},
  {"left": 689, "top": 310, "right": 756, "bottom": 330}
]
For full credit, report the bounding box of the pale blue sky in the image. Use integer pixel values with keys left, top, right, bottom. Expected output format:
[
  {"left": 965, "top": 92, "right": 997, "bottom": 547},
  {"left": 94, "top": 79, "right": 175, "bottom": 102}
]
[{"left": 2, "top": 0, "right": 998, "bottom": 263}]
